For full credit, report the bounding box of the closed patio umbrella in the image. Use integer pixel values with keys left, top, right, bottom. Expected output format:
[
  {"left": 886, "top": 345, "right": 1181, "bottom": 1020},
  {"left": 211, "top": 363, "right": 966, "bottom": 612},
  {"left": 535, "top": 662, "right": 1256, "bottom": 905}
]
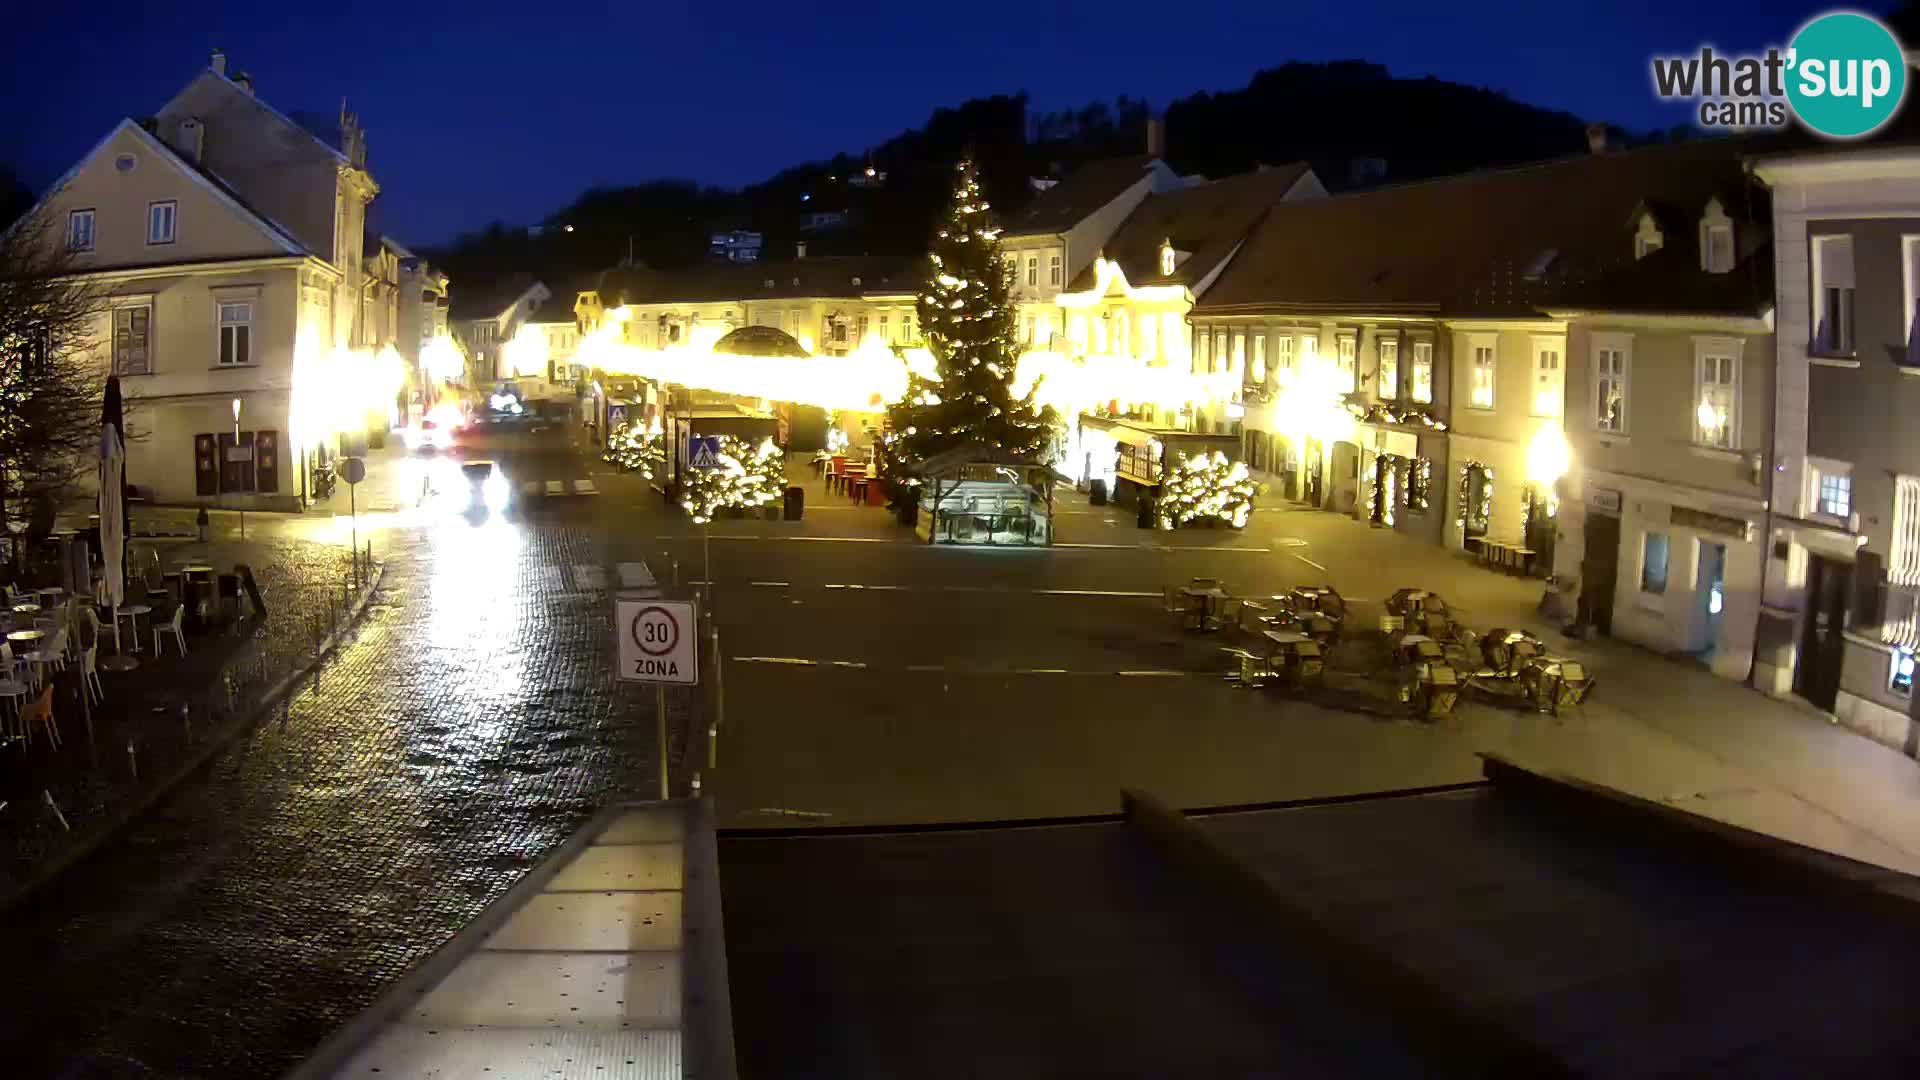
[{"left": 98, "top": 377, "right": 133, "bottom": 671}]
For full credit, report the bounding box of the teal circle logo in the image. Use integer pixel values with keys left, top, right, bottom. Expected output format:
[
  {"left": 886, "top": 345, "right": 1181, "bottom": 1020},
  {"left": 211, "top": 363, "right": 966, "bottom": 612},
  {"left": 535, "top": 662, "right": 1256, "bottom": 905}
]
[{"left": 1787, "top": 11, "right": 1908, "bottom": 138}]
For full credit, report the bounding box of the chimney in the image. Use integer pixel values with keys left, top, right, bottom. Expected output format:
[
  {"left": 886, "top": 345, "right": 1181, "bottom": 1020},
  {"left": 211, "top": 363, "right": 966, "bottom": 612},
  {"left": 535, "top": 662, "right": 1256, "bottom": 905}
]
[
  {"left": 210, "top": 49, "right": 227, "bottom": 77},
  {"left": 1586, "top": 122, "right": 1614, "bottom": 154},
  {"left": 796, "top": 241, "right": 807, "bottom": 259},
  {"left": 1146, "top": 114, "right": 1166, "bottom": 158},
  {"left": 177, "top": 117, "right": 205, "bottom": 163},
  {"left": 235, "top": 71, "right": 254, "bottom": 95}
]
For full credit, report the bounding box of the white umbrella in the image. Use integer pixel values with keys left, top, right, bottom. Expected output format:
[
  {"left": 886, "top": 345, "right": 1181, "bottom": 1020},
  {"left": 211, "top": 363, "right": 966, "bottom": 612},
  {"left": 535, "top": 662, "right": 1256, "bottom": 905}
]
[{"left": 98, "top": 377, "right": 131, "bottom": 669}]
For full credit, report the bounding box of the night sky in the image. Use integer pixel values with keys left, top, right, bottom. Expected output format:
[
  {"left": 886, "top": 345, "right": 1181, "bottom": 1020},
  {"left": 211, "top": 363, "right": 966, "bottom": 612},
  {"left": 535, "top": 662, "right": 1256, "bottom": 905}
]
[{"left": 1, "top": 1, "right": 1858, "bottom": 247}]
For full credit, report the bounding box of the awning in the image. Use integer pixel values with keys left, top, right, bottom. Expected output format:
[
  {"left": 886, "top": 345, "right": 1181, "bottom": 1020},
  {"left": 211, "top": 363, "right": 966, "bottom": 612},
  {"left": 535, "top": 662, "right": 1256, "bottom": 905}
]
[{"left": 1105, "top": 424, "right": 1157, "bottom": 449}]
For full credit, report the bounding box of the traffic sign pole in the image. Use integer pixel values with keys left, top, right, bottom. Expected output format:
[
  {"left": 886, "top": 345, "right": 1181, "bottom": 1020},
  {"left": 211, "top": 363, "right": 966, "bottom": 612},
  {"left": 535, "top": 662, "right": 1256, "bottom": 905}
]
[{"left": 657, "top": 684, "right": 668, "bottom": 799}]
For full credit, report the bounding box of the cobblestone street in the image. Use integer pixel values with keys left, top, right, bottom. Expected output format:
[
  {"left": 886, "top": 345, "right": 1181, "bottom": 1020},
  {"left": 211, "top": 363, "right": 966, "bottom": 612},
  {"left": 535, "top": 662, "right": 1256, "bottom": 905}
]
[{"left": 0, "top": 513, "right": 668, "bottom": 1079}]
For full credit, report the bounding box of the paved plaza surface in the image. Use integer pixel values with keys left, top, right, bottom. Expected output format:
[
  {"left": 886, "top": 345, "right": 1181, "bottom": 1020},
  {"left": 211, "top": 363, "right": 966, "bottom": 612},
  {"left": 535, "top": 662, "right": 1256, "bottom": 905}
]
[{"left": 2, "top": 432, "right": 1917, "bottom": 1076}]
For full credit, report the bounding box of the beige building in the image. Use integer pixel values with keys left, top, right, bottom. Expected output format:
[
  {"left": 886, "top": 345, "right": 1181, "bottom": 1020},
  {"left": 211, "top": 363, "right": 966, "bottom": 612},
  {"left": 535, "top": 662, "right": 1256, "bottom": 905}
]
[
  {"left": 999, "top": 153, "right": 1181, "bottom": 349},
  {"left": 393, "top": 240, "right": 451, "bottom": 412},
  {"left": 23, "top": 51, "right": 384, "bottom": 509},
  {"left": 1546, "top": 186, "right": 1773, "bottom": 681},
  {"left": 587, "top": 254, "right": 920, "bottom": 356},
  {"left": 452, "top": 276, "right": 552, "bottom": 384}
]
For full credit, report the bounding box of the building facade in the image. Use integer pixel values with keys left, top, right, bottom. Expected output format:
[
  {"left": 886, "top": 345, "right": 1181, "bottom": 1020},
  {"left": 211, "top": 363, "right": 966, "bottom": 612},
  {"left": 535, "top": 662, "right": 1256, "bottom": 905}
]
[
  {"left": 999, "top": 155, "right": 1180, "bottom": 349},
  {"left": 1547, "top": 187, "right": 1774, "bottom": 681},
  {"left": 23, "top": 51, "right": 385, "bottom": 509},
  {"left": 1754, "top": 146, "right": 1920, "bottom": 756}
]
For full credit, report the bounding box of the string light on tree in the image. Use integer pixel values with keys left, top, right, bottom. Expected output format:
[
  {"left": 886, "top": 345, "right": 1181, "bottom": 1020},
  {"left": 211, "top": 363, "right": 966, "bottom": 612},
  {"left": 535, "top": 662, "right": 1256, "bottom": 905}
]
[
  {"left": 883, "top": 158, "right": 1061, "bottom": 493},
  {"left": 1156, "top": 450, "right": 1254, "bottom": 530}
]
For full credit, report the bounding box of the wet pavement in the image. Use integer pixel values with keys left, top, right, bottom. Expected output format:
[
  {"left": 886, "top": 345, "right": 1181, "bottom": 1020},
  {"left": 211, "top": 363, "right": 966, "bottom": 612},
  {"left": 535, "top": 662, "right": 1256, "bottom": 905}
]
[{"left": 0, "top": 503, "right": 672, "bottom": 1079}]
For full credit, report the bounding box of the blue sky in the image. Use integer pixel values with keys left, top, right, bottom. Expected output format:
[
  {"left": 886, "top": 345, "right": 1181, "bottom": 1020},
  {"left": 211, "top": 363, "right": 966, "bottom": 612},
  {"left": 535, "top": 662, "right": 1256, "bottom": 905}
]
[{"left": 0, "top": 0, "right": 1863, "bottom": 245}]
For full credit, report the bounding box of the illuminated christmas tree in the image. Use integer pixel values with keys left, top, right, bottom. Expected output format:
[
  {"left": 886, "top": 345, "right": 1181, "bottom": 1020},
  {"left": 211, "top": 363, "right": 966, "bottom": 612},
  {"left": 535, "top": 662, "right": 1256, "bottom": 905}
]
[
  {"left": 884, "top": 158, "right": 1059, "bottom": 489},
  {"left": 602, "top": 419, "right": 664, "bottom": 478},
  {"left": 1156, "top": 450, "right": 1254, "bottom": 529},
  {"left": 678, "top": 436, "right": 786, "bottom": 524}
]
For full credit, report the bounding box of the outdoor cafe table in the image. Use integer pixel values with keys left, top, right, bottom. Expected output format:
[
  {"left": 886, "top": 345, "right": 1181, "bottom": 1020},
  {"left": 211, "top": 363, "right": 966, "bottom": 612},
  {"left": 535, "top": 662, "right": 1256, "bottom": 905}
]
[
  {"left": 11, "top": 603, "right": 40, "bottom": 616},
  {"left": 1180, "top": 586, "right": 1228, "bottom": 630},
  {"left": 7, "top": 628, "right": 45, "bottom": 644}
]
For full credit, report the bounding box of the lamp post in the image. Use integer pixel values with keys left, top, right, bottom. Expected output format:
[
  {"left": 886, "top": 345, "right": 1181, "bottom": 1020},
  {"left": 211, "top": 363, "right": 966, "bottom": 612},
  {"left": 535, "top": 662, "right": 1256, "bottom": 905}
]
[{"left": 232, "top": 398, "right": 244, "bottom": 540}]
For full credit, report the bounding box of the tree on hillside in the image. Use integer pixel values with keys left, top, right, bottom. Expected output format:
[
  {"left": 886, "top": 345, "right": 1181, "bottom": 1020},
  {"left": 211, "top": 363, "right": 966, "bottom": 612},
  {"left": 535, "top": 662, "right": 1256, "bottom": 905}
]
[
  {"left": 0, "top": 209, "right": 107, "bottom": 564},
  {"left": 883, "top": 159, "right": 1058, "bottom": 493}
]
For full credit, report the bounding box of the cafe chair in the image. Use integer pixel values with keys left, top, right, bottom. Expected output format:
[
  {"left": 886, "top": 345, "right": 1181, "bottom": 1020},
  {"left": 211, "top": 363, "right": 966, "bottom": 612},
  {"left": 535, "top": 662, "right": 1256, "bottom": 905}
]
[
  {"left": 81, "top": 644, "right": 103, "bottom": 704},
  {"left": 19, "top": 686, "right": 58, "bottom": 749},
  {"left": 154, "top": 605, "right": 189, "bottom": 658}
]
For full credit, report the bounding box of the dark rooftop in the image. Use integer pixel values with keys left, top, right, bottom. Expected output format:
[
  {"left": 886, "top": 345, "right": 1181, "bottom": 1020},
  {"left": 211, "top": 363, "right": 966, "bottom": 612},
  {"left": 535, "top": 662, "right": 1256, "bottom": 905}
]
[
  {"left": 1198, "top": 138, "right": 1762, "bottom": 318},
  {"left": 719, "top": 759, "right": 1920, "bottom": 1078},
  {"left": 1003, "top": 154, "right": 1163, "bottom": 236},
  {"left": 610, "top": 254, "right": 918, "bottom": 305},
  {"left": 1066, "top": 163, "right": 1314, "bottom": 293}
]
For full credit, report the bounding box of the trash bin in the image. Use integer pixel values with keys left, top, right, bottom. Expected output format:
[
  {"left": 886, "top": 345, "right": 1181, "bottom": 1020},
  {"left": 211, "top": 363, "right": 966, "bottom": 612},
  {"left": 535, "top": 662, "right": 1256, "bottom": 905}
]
[
  {"left": 217, "top": 573, "right": 242, "bottom": 623},
  {"left": 1137, "top": 495, "right": 1156, "bottom": 529},
  {"left": 784, "top": 485, "right": 805, "bottom": 521},
  {"left": 1089, "top": 478, "right": 1108, "bottom": 506},
  {"left": 182, "top": 577, "right": 208, "bottom": 633}
]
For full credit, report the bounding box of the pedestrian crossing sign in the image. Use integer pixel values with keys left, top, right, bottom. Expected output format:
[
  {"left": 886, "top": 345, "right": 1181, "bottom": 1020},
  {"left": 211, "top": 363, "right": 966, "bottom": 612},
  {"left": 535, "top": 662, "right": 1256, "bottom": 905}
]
[{"left": 688, "top": 436, "right": 722, "bottom": 469}]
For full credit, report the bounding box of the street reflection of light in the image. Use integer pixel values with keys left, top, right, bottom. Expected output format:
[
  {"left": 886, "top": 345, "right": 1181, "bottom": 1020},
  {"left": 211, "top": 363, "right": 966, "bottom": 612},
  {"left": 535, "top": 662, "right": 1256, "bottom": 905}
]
[
  {"left": 483, "top": 470, "right": 510, "bottom": 513},
  {"left": 427, "top": 514, "right": 527, "bottom": 704}
]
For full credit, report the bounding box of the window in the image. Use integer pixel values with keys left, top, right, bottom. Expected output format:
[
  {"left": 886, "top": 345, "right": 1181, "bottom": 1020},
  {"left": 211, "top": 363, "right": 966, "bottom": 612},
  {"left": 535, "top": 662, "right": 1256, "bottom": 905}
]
[
  {"left": 112, "top": 304, "right": 151, "bottom": 375},
  {"left": 1026, "top": 256, "right": 1037, "bottom": 287},
  {"left": 1022, "top": 315, "right": 1033, "bottom": 343},
  {"left": 1229, "top": 330, "right": 1244, "bottom": 374},
  {"left": 1336, "top": 333, "right": 1357, "bottom": 391},
  {"left": 1819, "top": 471, "right": 1852, "bottom": 519},
  {"left": 1214, "top": 330, "right": 1228, "bottom": 374},
  {"left": 1377, "top": 337, "right": 1399, "bottom": 400},
  {"left": 1274, "top": 334, "right": 1296, "bottom": 382},
  {"left": 1139, "top": 313, "right": 1156, "bottom": 359},
  {"left": 1114, "top": 310, "right": 1129, "bottom": 355},
  {"left": 1049, "top": 254, "right": 1062, "bottom": 286},
  {"left": 1813, "top": 234, "right": 1855, "bottom": 355},
  {"left": 1070, "top": 315, "right": 1088, "bottom": 353},
  {"left": 1194, "top": 328, "right": 1210, "bottom": 373},
  {"left": 1094, "top": 312, "right": 1110, "bottom": 352},
  {"left": 881, "top": 314, "right": 891, "bottom": 341},
  {"left": 1893, "top": 476, "right": 1920, "bottom": 586},
  {"left": 1159, "top": 242, "right": 1176, "bottom": 276},
  {"left": 904, "top": 312, "right": 915, "bottom": 341},
  {"left": 1251, "top": 334, "right": 1267, "bottom": 385},
  {"left": 1530, "top": 337, "right": 1563, "bottom": 417},
  {"left": 1468, "top": 336, "right": 1496, "bottom": 409},
  {"left": 1704, "top": 224, "right": 1733, "bottom": 273},
  {"left": 856, "top": 314, "right": 869, "bottom": 343},
  {"left": 1693, "top": 339, "right": 1740, "bottom": 449},
  {"left": 1594, "top": 335, "right": 1629, "bottom": 433},
  {"left": 1641, "top": 532, "right": 1670, "bottom": 595},
  {"left": 1904, "top": 235, "right": 1920, "bottom": 348},
  {"left": 67, "top": 209, "right": 95, "bottom": 252},
  {"left": 1410, "top": 340, "right": 1433, "bottom": 403},
  {"left": 1636, "top": 234, "right": 1662, "bottom": 259},
  {"left": 1893, "top": 648, "right": 1915, "bottom": 696},
  {"left": 147, "top": 200, "right": 176, "bottom": 245}
]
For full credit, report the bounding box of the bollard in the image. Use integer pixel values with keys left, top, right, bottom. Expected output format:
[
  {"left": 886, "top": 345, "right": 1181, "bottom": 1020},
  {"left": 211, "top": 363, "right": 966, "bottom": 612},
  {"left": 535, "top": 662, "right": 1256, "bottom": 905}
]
[
  {"left": 42, "top": 790, "right": 69, "bottom": 832},
  {"left": 181, "top": 701, "right": 192, "bottom": 741},
  {"left": 126, "top": 740, "right": 137, "bottom": 779}
]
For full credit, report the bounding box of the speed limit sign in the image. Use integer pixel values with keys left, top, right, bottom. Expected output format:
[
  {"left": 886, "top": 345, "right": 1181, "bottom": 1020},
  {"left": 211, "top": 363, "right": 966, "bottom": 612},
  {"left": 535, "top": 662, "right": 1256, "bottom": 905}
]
[{"left": 615, "top": 598, "right": 698, "bottom": 684}]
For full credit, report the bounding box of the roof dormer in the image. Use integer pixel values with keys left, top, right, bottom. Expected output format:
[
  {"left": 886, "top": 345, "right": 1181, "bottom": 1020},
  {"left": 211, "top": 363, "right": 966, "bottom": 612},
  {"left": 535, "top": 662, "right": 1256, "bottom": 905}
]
[
  {"left": 1158, "top": 238, "right": 1189, "bottom": 277},
  {"left": 1633, "top": 211, "right": 1664, "bottom": 261},
  {"left": 1699, "top": 197, "right": 1735, "bottom": 274}
]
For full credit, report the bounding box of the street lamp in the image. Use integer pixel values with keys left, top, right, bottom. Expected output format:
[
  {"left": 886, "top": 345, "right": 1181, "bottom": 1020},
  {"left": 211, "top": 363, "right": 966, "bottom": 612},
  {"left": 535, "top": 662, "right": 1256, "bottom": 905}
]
[{"left": 232, "top": 397, "right": 244, "bottom": 540}]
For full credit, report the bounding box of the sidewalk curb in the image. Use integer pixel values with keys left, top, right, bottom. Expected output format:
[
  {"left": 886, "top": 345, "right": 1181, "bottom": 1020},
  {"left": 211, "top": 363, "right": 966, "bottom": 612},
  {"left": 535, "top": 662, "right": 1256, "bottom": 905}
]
[{"left": 0, "top": 561, "right": 387, "bottom": 916}]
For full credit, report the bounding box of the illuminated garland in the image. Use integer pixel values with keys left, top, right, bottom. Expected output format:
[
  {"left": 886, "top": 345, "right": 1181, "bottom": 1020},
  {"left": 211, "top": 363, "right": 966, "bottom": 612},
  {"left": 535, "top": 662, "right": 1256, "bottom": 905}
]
[
  {"left": 1408, "top": 457, "right": 1432, "bottom": 511},
  {"left": 679, "top": 436, "right": 786, "bottom": 524},
  {"left": 1157, "top": 450, "right": 1254, "bottom": 529},
  {"left": 1348, "top": 401, "right": 1448, "bottom": 431},
  {"left": 1456, "top": 460, "right": 1494, "bottom": 532}
]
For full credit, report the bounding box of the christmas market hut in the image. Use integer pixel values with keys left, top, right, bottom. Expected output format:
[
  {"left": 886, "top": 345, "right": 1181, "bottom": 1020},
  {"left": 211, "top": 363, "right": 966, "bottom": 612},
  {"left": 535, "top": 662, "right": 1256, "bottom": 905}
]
[
  {"left": 1073, "top": 414, "right": 1245, "bottom": 527},
  {"left": 910, "top": 443, "right": 1055, "bottom": 547}
]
